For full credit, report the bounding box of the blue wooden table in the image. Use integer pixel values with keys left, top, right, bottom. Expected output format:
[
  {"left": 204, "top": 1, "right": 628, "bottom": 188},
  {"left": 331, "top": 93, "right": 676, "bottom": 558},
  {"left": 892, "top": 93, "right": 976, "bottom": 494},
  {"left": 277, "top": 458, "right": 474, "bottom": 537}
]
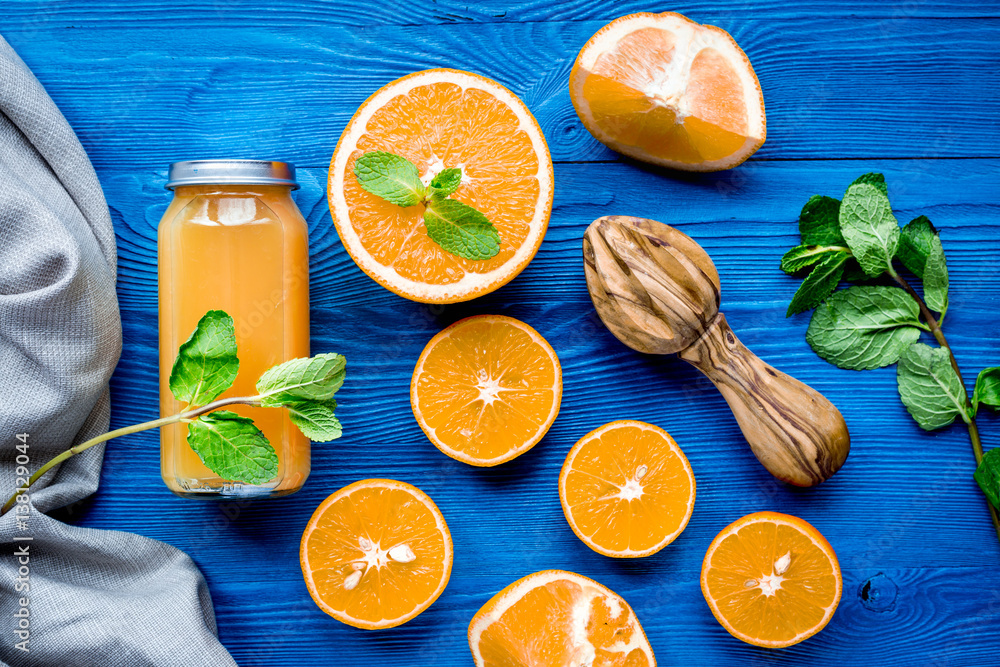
[{"left": 5, "top": 1, "right": 1000, "bottom": 664}]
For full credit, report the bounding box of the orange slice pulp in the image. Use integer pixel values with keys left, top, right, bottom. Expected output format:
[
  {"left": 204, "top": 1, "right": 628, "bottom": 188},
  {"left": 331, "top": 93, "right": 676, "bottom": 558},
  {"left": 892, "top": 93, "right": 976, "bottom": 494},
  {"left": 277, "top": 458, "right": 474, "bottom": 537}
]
[
  {"left": 468, "top": 570, "right": 656, "bottom": 666},
  {"left": 701, "top": 511, "right": 842, "bottom": 647},
  {"left": 560, "top": 420, "right": 696, "bottom": 558},
  {"left": 411, "top": 315, "right": 561, "bottom": 466},
  {"left": 570, "top": 12, "right": 766, "bottom": 171},
  {"left": 300, "top": 479, "right": 453, "bottom": 629},
  {"left": 329, "top": 68, "right": 554, "bottom": 303}
]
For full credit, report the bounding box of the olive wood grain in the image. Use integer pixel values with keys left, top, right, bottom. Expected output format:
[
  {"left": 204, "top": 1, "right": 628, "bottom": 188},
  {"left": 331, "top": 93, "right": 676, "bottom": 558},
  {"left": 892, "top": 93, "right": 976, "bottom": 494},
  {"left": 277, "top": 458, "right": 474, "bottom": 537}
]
[
  {"left": 584, "top": 215, "right": 850, "bottom": 486},
  {"left": 583, "top": 215, "right": 719, "bottom": 355},
  {"left": 678, "top": 313, "right": 850, "bottom": 486}
]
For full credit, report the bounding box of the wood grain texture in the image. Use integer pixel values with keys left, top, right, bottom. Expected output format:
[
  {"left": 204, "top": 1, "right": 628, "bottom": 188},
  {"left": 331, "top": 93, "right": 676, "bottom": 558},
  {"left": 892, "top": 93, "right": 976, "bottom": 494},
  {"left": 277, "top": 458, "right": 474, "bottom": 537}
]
[
  {"left": 4, "top": 17, "right": 1000, "bottom": 169},
  {"left": 584, "top": 215, "right": 721, "bottom": 355},
  {"left": 3, "top": 0, "right": 999, "bottom": 29},
  {"left": 582, "top": 215, "right": 849, "bottom": 485},
  {"left": 53, "top": 158, "right": 1000, "bottom": 665},
  {"left": 205, "top": 566, "right": 1000, "bottom": 666},
  {"left": 9, "top": 2, "right": 1000, "bottom": 664},
  {"left": 679, "top": 313, "right": 850, "bottom": 486}
]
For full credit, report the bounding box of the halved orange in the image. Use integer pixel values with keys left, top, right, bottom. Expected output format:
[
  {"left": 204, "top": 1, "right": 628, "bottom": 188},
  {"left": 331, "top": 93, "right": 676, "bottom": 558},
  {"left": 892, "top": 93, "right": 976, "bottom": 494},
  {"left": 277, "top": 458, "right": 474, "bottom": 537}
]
[
  {"left": 469, "top": 570, "right": 656, "bottom": 666},
  {"left": 570, "top": 12, "right": 766, "bottom": 171},
  {"left": 701, "top": 511, "right": 842, "bottom": 648},
  {"left": 300, "top": 479, "right": 453, "bottom": 629},
  {"left": 559, "top": 420, "right": 695, "bottom": 558},
  {"left": 329, "top": 68, "right": 554, "bottom": 303},
  {"left": 411, "top": 315, "right": 561, "bottom": 466}
]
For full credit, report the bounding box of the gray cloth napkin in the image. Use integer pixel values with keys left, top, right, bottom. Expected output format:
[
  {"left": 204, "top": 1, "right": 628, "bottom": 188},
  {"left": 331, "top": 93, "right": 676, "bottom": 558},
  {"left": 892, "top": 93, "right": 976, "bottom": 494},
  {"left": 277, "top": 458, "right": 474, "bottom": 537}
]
[{"left": 0, "top": 36, "right": 237, "bottom": 667}]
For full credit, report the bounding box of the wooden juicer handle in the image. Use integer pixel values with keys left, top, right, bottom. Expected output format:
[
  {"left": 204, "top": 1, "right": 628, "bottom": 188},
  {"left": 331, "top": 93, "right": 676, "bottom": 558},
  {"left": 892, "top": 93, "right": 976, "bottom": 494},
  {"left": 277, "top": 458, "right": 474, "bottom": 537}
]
[
  {"left": 678, "top": 313, "right": 849, "bottom": 486},
  {"left": 584, "top": 215, "right": 849, "bottom": 487}
]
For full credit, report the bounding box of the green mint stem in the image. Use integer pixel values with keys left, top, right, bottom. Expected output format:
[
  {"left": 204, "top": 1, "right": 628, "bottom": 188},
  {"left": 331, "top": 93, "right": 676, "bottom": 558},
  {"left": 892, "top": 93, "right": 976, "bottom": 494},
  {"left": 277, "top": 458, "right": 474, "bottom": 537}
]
[
  {"left": 889, "top": 267, "right": 1000, "bottom": 541},
  {"left": 1, "top": 395, "right": 261, "bottom": 515},
  {"left": 889, "top": 268, "right": 965, "bottom": 387}
]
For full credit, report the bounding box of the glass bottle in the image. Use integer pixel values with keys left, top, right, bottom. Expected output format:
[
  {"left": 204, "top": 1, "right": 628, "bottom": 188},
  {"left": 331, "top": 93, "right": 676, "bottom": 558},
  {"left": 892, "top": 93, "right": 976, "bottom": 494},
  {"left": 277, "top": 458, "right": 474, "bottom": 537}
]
[{"left": 157, "top": 160, "right": 310, "bottom": 498}]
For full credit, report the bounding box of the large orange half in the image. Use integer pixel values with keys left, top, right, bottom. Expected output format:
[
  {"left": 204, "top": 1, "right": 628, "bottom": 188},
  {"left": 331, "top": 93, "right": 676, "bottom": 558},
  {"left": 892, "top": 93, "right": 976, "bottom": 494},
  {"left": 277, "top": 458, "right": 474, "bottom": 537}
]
[
  {"left": 468, "top": 570, "right": 656, "bottom": 666},
  {"left": 411, "top": 315, "right": 561, "bottom": 466},
  {"left": 329, "top": 69, "right": 554, "bottom": 303},
  {"left": 300, "top": 479, "right": 453, "bottom": 629},
  {"left": 570, "top": 12, "right": 766, "bottom": 171},
  {"left": 701, "top": 511, "right": 842, "bottom": 648},
  {"left": 560, "top": 420, "right": 696, "bottom": 558}
]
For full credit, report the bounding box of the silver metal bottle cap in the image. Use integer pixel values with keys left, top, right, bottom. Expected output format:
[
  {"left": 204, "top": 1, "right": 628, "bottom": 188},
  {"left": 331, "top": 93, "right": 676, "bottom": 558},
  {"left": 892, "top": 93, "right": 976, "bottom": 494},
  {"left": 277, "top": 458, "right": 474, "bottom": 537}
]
[{"left": 165, "top": 160, "right": 299, "bottom": 190}]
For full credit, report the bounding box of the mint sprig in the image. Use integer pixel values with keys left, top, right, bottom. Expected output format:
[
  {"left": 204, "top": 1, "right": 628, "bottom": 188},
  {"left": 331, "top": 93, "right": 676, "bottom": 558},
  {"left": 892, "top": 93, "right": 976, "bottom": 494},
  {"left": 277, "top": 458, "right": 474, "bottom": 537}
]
[
  {"left": 780, "top": 173, "right": 1000, "bottom": 537},
  {"left": 173, "top": 317, "right": 348, "bottom": 480},
  {"left": 353, "top": 151, "right": 500, "bottom": 261},
  {"left": 1, "top": 310, "right": 348, "bottom": 512}
]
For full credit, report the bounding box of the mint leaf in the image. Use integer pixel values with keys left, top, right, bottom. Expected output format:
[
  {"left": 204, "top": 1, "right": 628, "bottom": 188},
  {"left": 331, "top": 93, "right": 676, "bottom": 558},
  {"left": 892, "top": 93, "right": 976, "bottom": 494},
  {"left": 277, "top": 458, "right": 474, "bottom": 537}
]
[
  {"left": 352, "top": 154, "right": 499, "bottom": 260},
  {"left": 285, "top": 399, "right": 342, "bottom": 441},
  {"left": 973, "top": 367, "right": 1000, "bottom": 413},
  {"left": 423, "top": 198, "right": 500, "bottom": 260},
  {"left": 781, "top": 245, "right": 848, "bottom": 274},
  {"left": 169, "top": 310, "right": 239, "bottom": 406},
  {"left": 354, "top": 152, "right": 425, "bottom": 207},
  {"left": 257, "top": 353, "right": 346, "bottom": 405},
  {"left": 974, "top": 448, "right": 1000, "bottom": 511},
  {"left": 852, "top": 172, "right": 888, "bottom": 195},
  {"left": 923, "top": 234, "right": 948, "bottom": 314},
  {"left": 896, "top": 216, "right": 937, "bottom": 278},
  {"left": 799, "top": 195, "right": 845, "bottom": 245},
  {"left": 428, "top": 168, "right": 462, "bottom": 198},
  {"left": 787, "top": 252, "right": 848, "bottom": 316},
  {"left": 187, "top": 411, "right": 278, "bottom": 484},
  {"left": 806, "top": 286, "right": 923, "bottom": 370},
  {"left": 839, "top": 176, "right": 899, "bottom": 277},
  {"left": 897, "top": 343, "right": 968, "bottom": 430}
]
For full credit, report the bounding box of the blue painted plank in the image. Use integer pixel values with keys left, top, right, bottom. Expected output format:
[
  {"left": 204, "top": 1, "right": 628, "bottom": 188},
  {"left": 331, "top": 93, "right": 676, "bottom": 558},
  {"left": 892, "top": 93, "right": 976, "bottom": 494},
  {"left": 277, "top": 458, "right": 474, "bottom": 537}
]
[
  {"left": 59, "top": 159, "right": 1000, "bottom": 666},
  {"left": 4, "top": 18, "right": 1000, "bottom": 168},
  {"left": 2, "top": 0, "right": 998, "bottom": 27},
  {"left": 207, "top": 567, "right": 1000, "bottom": 666},
  {"left": 9, "top": 2, "right": 1000, "bottom": 664}
]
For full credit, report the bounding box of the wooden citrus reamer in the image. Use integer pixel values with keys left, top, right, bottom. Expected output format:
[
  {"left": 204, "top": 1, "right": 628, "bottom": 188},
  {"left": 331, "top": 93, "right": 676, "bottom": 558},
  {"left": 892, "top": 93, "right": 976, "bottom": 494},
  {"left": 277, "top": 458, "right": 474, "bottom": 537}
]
[{"left": 583, "top": 216, "right": 850, "bottom": 487}]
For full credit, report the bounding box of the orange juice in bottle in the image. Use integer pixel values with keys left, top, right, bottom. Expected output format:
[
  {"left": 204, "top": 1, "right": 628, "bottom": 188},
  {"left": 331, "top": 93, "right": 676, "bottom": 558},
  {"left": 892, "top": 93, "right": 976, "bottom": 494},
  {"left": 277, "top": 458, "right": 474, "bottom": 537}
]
[{"left": 158, "top": 160, "right": 310, "bottom": 498}]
